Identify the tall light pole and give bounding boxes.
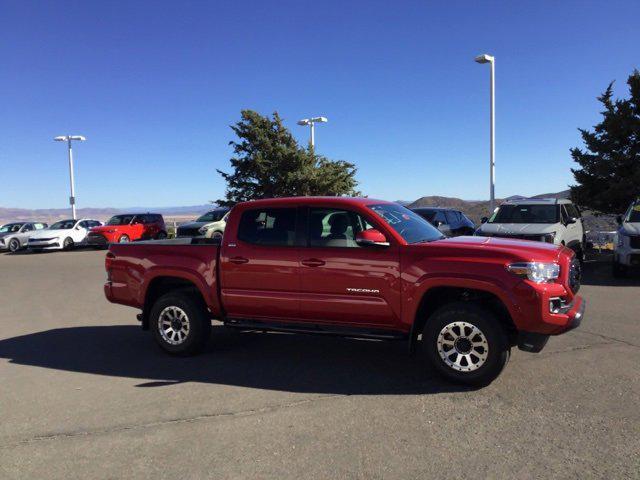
[297,116,328,149]
[54,135,86,220]
[475,53,496,214]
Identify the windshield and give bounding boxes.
[106,215,135,226]
[489,204,559,224]
[369,204,444,244]
[627,204,640,223]
[50,220,76,230]
[0,223,23,233]
[197,210,227,222]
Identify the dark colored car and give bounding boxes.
[411,207,475,237]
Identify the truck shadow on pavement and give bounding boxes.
[0,325,471,395]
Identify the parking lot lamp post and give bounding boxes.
[475,54,496,214]
[54,135,86,220]
[297,116,328,150]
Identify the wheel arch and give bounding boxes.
[141,275,210,330]
[408,285,517,355]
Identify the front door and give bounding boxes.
[298,206,402,328]
[219,206,301,321]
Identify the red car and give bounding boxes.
[104,197,584,386]
[88,213,166,246]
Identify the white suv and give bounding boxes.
[475,198,585,260]
[613,200,640,277]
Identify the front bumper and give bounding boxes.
[87,233,109,246]
[27,239,61,250]
[517,297,585,352]
[614,250,640,267]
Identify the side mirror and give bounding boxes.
[566,217,577,225]
[355,229,389,247]
[481,217,488,224]
[616,215,623,225]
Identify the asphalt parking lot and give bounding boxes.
[0,249,638,479]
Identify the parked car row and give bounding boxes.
[0,213,168,253]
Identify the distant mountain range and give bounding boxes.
[0,189,616,231]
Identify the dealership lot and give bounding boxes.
[0,250,638,479]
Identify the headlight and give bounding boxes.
[507,262,560,283]
[198,226,208,234]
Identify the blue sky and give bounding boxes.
[1,0,639,209]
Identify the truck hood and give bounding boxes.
[426,235,564,262]
[477,223,558,235]
[179,221,209,229]
[621,222,640,236]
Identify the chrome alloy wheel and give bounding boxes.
[158,306,191,345]
[436,321,489,372]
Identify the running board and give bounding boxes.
[224,318,407,341]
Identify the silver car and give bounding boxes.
[0,222,48,252]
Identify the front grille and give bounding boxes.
[176,227,202,237]
[629,235,640,249]
[568,258,581,293]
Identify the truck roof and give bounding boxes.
[236,196,394,208]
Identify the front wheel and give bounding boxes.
[150,292,211,355]
[8,239,21,253]
[118,234,130,243]
[63,237,74,250]
[421,302,510,387]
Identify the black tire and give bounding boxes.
[63,237,74,251]
[155,231,167,240]
[421,302,510,387]
[612,261,627,278]
[8,239,21,253]
[150,291,211,355]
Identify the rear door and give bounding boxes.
[219,206,301,320]
[297,206,402,328]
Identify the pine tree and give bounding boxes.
[570,70,640,214]
[217,110,359,206]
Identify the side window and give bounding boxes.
[433,211,447,225]
[560,205,569,224]
[308,208,372,248]
[79,221,89,228]
[238,208,296,246]
[445,211,459,226]
[33,223,44,230]
[567,204,580,219]
[21,224,34,232]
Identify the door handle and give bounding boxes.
[301,258,326,267]
[229,256,249,264]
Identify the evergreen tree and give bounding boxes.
[570,70,640,214]
[217,110,359,206]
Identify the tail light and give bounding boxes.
[105,251,115,281]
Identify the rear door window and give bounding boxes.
[237,208,297,246]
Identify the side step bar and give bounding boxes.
[224,318,408,341]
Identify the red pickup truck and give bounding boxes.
[104,197,585,386]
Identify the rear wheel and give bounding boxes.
[150,291,211,355]
[8,239,21,252]
[421,302,510,386]
[63,237,74,250]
